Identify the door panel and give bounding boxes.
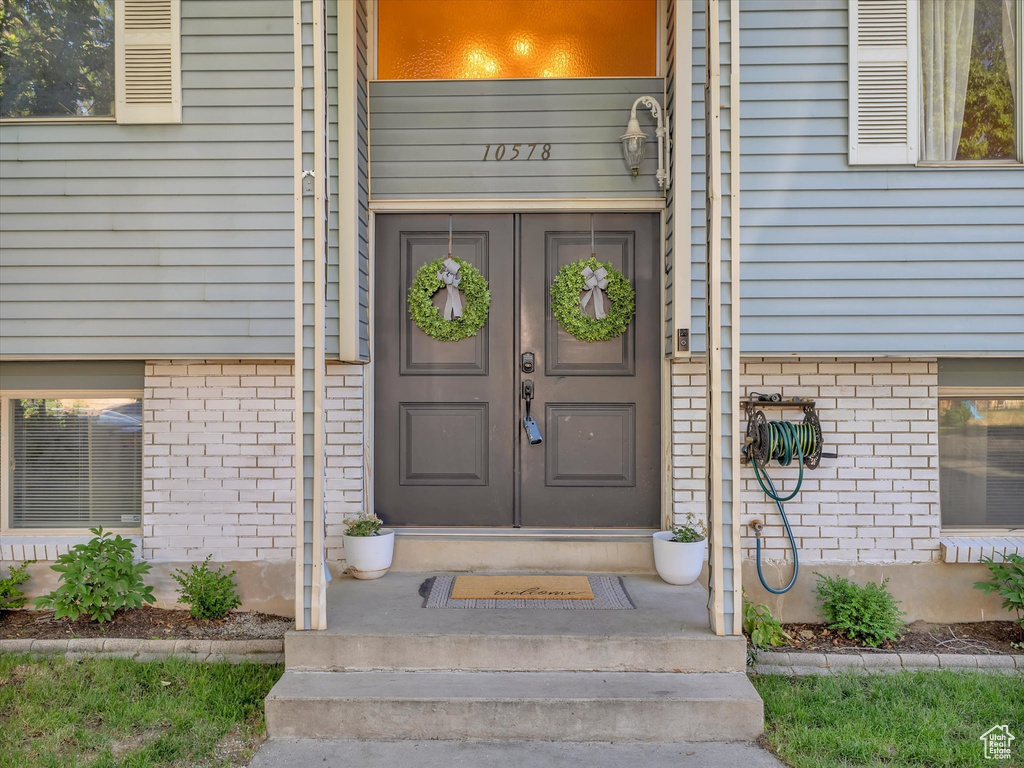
[374,213,660,529]
[375,215,514,526]
[518,214,660,528]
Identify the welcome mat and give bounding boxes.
[452,575,594,600]
[420,575,635,610]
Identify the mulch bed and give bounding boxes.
[0,608,291,641]
[778,621,1022,655]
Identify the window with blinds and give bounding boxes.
[8,397,142,530]
[939,396,1024,528]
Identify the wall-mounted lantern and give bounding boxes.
[620,96,670,190]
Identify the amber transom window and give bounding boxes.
[377,0,658,80]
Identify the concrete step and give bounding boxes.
[264,670,765,742]
[250,739,788,767]
[292,573,744,673]
[286,628,746,672]
[390,532,657,573]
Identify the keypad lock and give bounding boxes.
[521,380,543,445]
[521,351,535,373]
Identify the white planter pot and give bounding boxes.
[343,529,395,580]
[652,531,706,586]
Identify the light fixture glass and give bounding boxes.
[620,96,670,189]
[620,115,647,176]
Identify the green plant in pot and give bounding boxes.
[652,513,708,586]
[343,513,394,580]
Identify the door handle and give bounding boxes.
[521,380,543,445]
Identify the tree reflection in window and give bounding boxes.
[0,0,115,118]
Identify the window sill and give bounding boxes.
[939,536,1024,564]
[0,117,116,124]
[916,161,1023,169]
[0,531,141,544]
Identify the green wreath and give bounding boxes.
[551,257,636,342]
[407,257,490,342]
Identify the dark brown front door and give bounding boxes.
[374,213,660,528]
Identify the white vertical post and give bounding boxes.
[291,0,307,631]
[704,0,726,636]
[728,0,743,636]
[311,0,328,630]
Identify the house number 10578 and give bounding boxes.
[482,143,552,161]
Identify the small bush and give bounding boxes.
[344,512,383,537]
[34,527,155,622]
[975,552,1024,640]
[669,512,707,543]
[743,590,792,649]
[171,556,242,620]
[814,574,905,647]
[0,561,35,611]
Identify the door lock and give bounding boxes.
[521,351,535,373]
[521,379,543,445]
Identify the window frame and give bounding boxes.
[0,390,144,536]
[914,0,1024,168]
[937,385,1024,536]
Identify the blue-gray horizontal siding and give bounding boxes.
[369,78,666,199]
[730,0,1024,356]
[0,0,295,359]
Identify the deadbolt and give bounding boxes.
[521,351,535,373]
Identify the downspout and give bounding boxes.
[729,0,743,636]
[704,0,725,635]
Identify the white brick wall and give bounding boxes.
[3,356,942,569]
[671,358,941,564]
[324,366,367,560]
[142,360,365,563]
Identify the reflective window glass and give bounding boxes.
[378,0,658,80]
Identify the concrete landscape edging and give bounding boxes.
[751,650,1024,676]
[0,637,284,664]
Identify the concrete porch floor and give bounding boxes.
[270,573,763,743]
[286,573,747,672]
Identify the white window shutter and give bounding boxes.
[115,0,181,124]
[849,0,917,164]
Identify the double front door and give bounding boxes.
[374,213,660,528]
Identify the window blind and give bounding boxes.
[939,397,1024,528]
[10,398,142,530]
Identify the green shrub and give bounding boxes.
[34,527,155,622]
[743,590,792,649]
[171,555,242,620]
[814,574,905,647]
[975,553,1024,638]
[344,512,383,537]
[0,561,35,611]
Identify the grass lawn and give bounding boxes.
[752,670,1024,768]
[0,653,283,768]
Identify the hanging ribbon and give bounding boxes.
[580,265,609,319]
[437,258,464,320]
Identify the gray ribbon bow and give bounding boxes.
[437,258,464,320]
[580,265,609,320]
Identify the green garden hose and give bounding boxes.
[748,420,820,595]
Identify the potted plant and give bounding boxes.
[342,513,394,580]
[652,513,707,586]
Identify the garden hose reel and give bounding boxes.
[742,397,825,471]
[741,395,836,595]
